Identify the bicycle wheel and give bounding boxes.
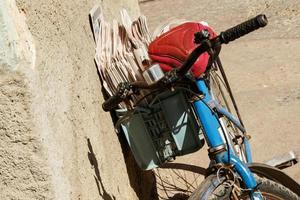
[154,162,206,200]
[189,174,300,200]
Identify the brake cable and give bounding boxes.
[215,57,246,129]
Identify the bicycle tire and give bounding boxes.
[188,174,300,200]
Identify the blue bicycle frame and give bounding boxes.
[193,79,263,200]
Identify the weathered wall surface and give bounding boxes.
[0,0,145,199]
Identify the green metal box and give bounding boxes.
[119,89,204,170]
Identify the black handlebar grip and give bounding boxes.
[102,95,123,112]
[219,14,268,44]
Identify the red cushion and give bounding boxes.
[148,22,217,77]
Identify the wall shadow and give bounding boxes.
[87,138,116,200]
[93,64,158,199]
[109,108,158,200]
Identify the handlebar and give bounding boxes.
[102,14,268,112]
[102,82,132,112]
[178,14,268,76]
[102,78,173,111]
[102,95,125,112]
[219,14,268,44]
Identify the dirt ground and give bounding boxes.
[140,0,300,198]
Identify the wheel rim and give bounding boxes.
[207,183,286,200]
[154,163,205,200]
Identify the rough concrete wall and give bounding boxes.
[0,68,53,199]
[0,1,52,199]
[0,0,147,199]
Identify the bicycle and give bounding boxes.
[102,14,300,199]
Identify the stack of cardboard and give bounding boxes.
[89,6,152,109]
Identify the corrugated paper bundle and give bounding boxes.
[89,6,152,109]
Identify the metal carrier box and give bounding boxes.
[119,89,205,170]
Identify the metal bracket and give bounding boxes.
[265,150,298,170]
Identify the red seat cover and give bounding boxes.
[148,22,217,77]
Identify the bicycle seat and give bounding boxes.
[148,22,217,77]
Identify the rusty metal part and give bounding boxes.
[208,144,227,159]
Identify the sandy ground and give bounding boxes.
[140,0,300,198]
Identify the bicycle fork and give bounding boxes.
[193,79,263,200]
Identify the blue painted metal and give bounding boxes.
[244,138,253,163]
[211,99,253,163]
[194,79,262,200]
[214,104,246,133]
[193,80,224,147]
[216,152,257,189]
